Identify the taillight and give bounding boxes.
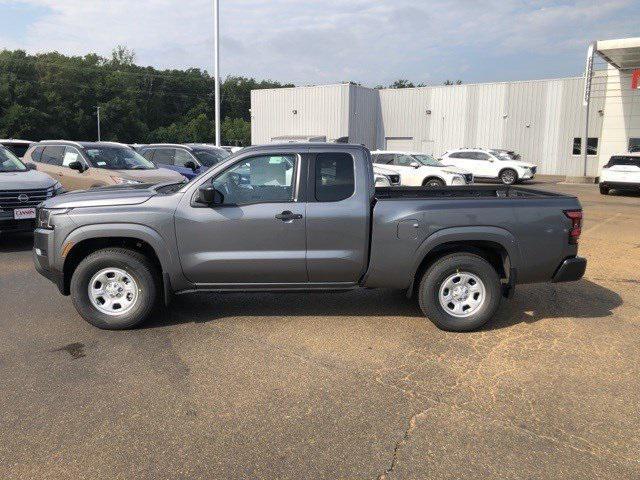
[564,210,583,244]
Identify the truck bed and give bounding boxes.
[375,185,570,200]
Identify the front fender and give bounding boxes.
[59,223,188,293]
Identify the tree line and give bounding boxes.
[0,47,292,146]
[0,47,461,146]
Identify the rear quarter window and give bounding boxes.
[314,153,355,202]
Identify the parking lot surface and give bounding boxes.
[1,180,639,479]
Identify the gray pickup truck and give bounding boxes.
[33,143,586,331]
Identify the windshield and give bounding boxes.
[413,154,444,167]
[605,156,640,168]
[84,146,156,170]
[193,148,230,167]
[491,150,519,161]
[0,148,27,172]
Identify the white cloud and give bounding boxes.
[3,0,638,84]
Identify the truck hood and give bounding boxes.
[42,183,159,209]
[0,170,57,190]
[373,165,397,176]
[110,167,185,183]
[437,165,471,175]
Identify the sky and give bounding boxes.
[0,0,638,86]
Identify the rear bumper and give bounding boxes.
[600,181,640,190]
[552,256,587,283]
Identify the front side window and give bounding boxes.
[0,147,27,172]
[41,146,65,166]
[174,149,196,167]
[315,152,355,202]
[373,154,394,165]
[193,148,229,167]
[84,147,156,170]
[394,154,416,167]
[212,154,296,205]
[149,148,174,165]
[62,147,82,167]
[474,152,491,160]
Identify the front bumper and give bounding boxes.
[552,256,587,283]
[0,210,36,234]
[600,181,640,191]
[33,228,66,294]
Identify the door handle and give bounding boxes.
[275,210,303,221]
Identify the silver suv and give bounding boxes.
[0,146,64,234]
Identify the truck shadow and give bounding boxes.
[0,233,33,253]
[146,279,621,331]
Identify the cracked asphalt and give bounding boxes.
[1,180,639,479]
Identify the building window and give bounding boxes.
[629,138,640,153]
[573,138,598,155]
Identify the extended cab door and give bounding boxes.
[305,151,370,283]
[175,153,307,284]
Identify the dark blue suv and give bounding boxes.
[139,144,230,180]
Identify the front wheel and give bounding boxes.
[70,247,160,329]
[423,178,445,187]
[418,253,502,332]
[499,169,518,185]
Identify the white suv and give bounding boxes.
[370,151,473,187]
[599,153,640,195]
[441,148,537,185]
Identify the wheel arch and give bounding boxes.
[407,227,521,298]
[421,175,446,186]
[498,167,518,181]
[61,224,172,298]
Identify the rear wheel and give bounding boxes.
[418,253,501,332]
[423,178,445,187]
[599,184,610,195]
[499,169,518,185]
[70,247,160,329]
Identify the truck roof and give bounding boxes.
[242,143,369,153]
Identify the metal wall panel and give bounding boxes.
[251,77,610,175]
[250,84,349,145]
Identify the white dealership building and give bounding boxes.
[251,37,640,178]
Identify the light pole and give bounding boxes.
[96,106,101,141]
[213,0,221,146]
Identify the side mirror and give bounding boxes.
[184,161,198,172]
[68,161,85,172]
[25,162,37,171]
[410,161,421,169]
[197,184,224,205]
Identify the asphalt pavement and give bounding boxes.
[1,180,639,479]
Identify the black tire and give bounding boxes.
[599,185,610,195]
[423,178,445,187]
[418,253,501,332]
[499,169,518,185]
[70,247,160,330]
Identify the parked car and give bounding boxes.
[371,150,472,187]
[0,146,64,234]
[599,153,640,195]
[0,139,33,158]
[373,164,401,186]
[139,144,230,180]
[22,141,185,191]
[34,143,586,332]
[441,148,537,185]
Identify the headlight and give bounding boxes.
[37,208,70,229]
[110,176,142,185]
[451,175,466,185]
[374,174,391,187]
